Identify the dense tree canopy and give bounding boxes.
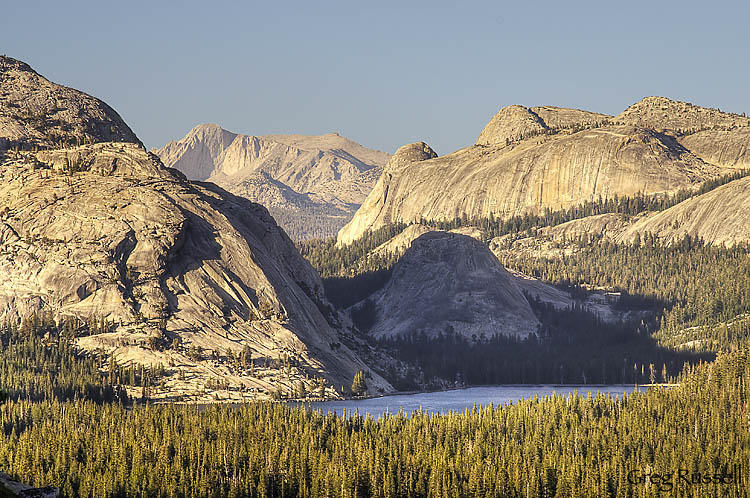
[0,336,747,497]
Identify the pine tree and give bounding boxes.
[351,371,367,397]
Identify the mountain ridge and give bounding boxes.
[338,97,749,245]
[155,124,390,239]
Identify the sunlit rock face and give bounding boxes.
[0,57,392,401]
[338,98,749,246]
[0,56,140,149]
[155,124,390,239]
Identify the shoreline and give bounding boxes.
[299,382,651,404]
[153,382,678,406]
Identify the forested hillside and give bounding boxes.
[301,167,749,281]
[0,324,747,497]
[298,172,750,390]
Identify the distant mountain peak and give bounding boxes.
[155,125,391,239]
[188,122,226,133]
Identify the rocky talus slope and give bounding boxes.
[0,56,139,149]
[155,124,390,239]
[353,231,540,340]
[338,97,750,246]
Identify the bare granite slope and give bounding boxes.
[0,56,140,149]
[365,223,629,323]
[0,143,391,400]
[614,176,750,247]
[678,128,750,170]
[338,98,747,246]
[491,174,750,261]
[338,124,719,245]
[0,57,391,401]
[155,124,390,239]
[355,231,540,340]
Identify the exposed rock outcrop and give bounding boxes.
[369,224,433,258]
[0,472,58,498]
[383,141,438,169]
[476,105,549,145]
[0,143,391,400]
[0,58,391,400]
[336,142,438,245]
[476,105,611,146]
[338,98,746,246]
[338,124,719,245]
[491,174,750,259]
[678,128,750,170]
[354,231,539,340]
[616,96,750,134]
[615,176,750,247]
[0,56,140,150]
[369,224,484,259]
[529,106,611,132]
[488,213,637,262]
[366,224,628,323]
[154,125,390,239]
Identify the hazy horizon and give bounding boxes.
[4,1,749,155]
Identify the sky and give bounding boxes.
[3,1,749,155]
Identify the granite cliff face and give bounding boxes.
[337,142,437,245]
[354,231,539,340]
[0,56,140,150]
[678,128,750,170]
[0,58,391,401]
[338,98,749,246]
[155,124,390,240]
[338,124,718,246]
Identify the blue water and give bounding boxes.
[298,385,636,418]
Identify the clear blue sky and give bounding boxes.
[3,1,748,155]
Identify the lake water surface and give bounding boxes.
[299,385,636,418]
